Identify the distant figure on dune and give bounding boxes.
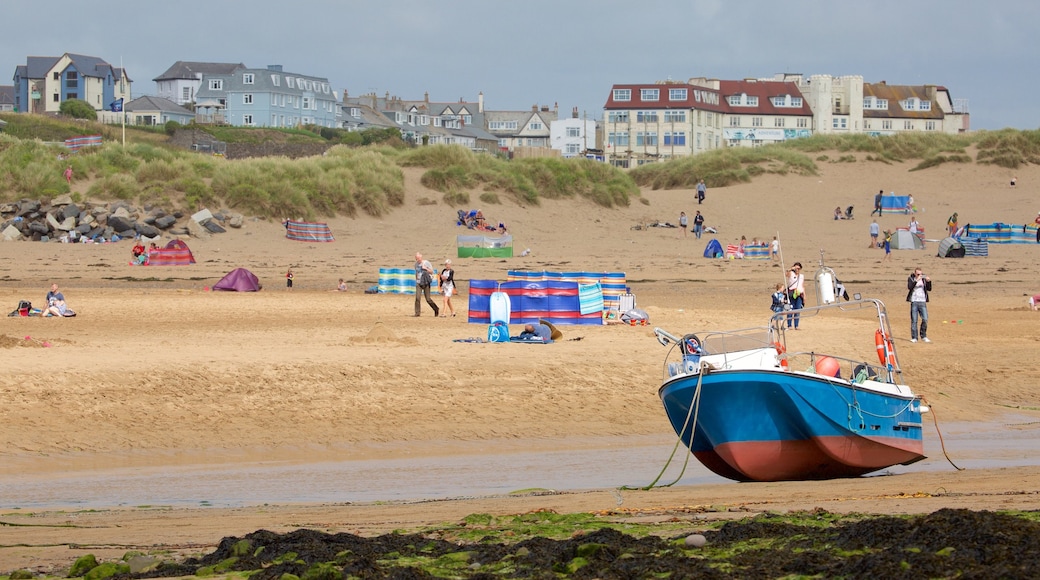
[63,165,73,185]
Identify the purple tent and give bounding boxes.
[212,268,261,292]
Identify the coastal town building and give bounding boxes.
[11,53,131,114]
[485,102,557,155]
[342,91,498,152]
[0,85,15,112]
[604,73,970,166]
[194,65,339,128]
[550,107,599,158]
[152,61,245,106]
[122,95,195,127]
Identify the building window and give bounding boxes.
[729,116,741,127]
[791,97,802,107]
[636,111,658,123]
[209,79,223,91]
[243,94,253,105]
[641,88,659,101]
[797,118,808,128]
[565,143,580,155]
[530,121,542,130]
[920,101,931,111]
[752,117,763,127]
[489,120,519,131]
[53,72,60,81]
[664,110,686,123]
[303,97,311,110]
[52,93,59,103]
[904,120,913,130]
[566,127,581,137]
[243,114,253,125]
[608,111,629,123]
[882,120,892,130]
[613,89,631,101]
[608,131,629,146]
[669,88,687,101]
[271,75,280,86]
[243,73,254,84]
[832,117,848,129]
[636,131,658,146]
[287,77,295,89]
[663,131,686,146]
[774,117,785,128]
[182,87,191,100]
[925,121,936,131]
[67,93,78,100]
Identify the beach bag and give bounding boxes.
[487,321,509,343]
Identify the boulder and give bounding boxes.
[75,223,92,234]
[107,215,135,232]
[191,208,213,223]
[18,200,41,215]
[112,207,132,220]
[135,223,160,238]
[0,203,19,214]
[2,224,21,241]
[155,215,177,229]
[51,194,73,206]
[228,213,244,228]
[169,227,190,236]
[61,203,80,221]
[88,226,105,240]
[186,219,210,239]
[30,221,50,234]
[203,220,226,234]
[57,216,76,231]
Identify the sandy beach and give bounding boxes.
[3,154,1040,572]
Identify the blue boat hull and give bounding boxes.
[659,369,925,482]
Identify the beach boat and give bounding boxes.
[654,298,927,482]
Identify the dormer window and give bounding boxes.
[641,88,660,101]
[243,73,254,84]
[209,79,223,91]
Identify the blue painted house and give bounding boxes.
[12,53,131,114]
[195,65,338,128]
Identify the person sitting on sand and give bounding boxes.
[834,206,843,220]
[43,283,69,317]
[131,242,147,265]
[337,279,347,292]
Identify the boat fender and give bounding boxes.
[874,329,896,368]
[774,341,789,368]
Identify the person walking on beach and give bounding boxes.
[882,231,892,261]
[869,219,880,248]
[871,190,883,216]
[906,267,932,343]
[414,252,439,317]
[679,211,688,238]
[63,165,73,185]
[696,179,706,205]
[693,210,704,239]
[439,259,456,318]
[786,262,805,330]
[770,235,779,261]
[285,267,293,291]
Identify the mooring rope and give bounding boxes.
[623,361,708,490]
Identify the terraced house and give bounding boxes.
[604,73,969,167]
[194,65,338,128]
[12,53,131,114]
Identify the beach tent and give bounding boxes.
[145,239,196,266]
[457,234,513,258]
[284,219,334,242]
[937,237,965,258]
[703,239,724,258]
[213,267,261,291]
[889,229,924,250]
[880,194,911,215]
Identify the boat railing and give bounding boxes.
[657,326,777,379]
[783,351,899,386]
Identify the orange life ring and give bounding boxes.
[874,329,896,368]
[774,341,789,368]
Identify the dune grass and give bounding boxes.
[4,113,1040,215]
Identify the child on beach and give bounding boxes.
[883,231,892,261]
[679,211,687,238]
[286,268,294,291]
[770,283,787,313]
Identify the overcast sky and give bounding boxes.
[3,0,1035,130]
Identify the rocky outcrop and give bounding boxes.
[0,197,245,243]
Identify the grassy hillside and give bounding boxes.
[629,129,1040,190]
[4,112,1039,219]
